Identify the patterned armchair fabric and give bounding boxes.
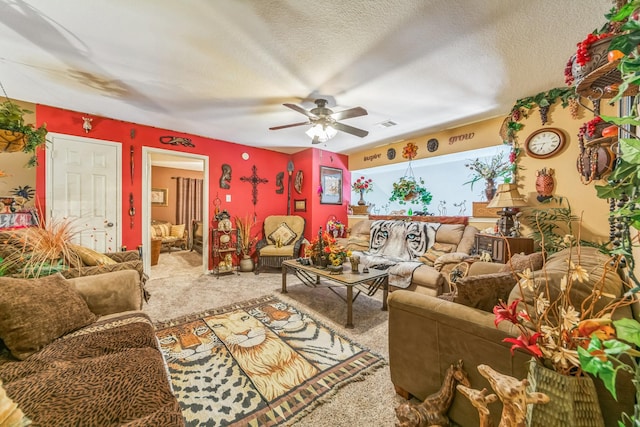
[255,215,305,274]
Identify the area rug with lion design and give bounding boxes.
[155,295,386,426]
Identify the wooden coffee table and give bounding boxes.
[281,259,388,328]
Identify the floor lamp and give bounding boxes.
[487,183,528,236]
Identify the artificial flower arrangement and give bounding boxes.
[463,152,513,190]
[326,218,345,238]
[351,176,373,193]
[493,236,632,376]
[304,231,351,266]
[326,243,351,266]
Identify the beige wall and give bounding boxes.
[151,166,204,224]
[348,100,617,244]
[0,100,37,208]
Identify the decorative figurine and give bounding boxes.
[220,164,232,189]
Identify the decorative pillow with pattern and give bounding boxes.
[452,272,518,312]
[499,252,544,273]
[268,222,297,246]
[170,224,185,238]
[419,242,453,266]
[0,274,97,360]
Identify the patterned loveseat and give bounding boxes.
[0,270,184,426]
[151,219,188,251]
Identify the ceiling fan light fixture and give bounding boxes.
[305,123,337,143]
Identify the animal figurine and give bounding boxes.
[477,364,549,427]
[82,116,93,133]
[438,200,447,216]
[453,200,466,215]
[456,385,497,427]
[395,359,470,427]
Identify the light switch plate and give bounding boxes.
[226,194,231,202]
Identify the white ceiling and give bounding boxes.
[0,1,610,155]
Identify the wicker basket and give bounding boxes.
[350,205,369,215]
[526,360,604,427]
[0,129,26,153]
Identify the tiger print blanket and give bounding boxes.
[354,220,439,289]
[155,295,386,427]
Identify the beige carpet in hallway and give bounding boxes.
[145,251,403,426]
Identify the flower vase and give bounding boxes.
[239,255,254,272]
[326,264,343,274]
[313,255,328,269]
[485,178,496,201]
[358,189,366,205]
[526,359,604,427]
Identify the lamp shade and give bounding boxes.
[305,123,337,142]
[486,183,528,208]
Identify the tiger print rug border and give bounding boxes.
[155,295,386,427]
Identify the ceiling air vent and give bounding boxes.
[376,120,397,128]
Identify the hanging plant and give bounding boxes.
[389,176,432,207]
[0,100,48,167]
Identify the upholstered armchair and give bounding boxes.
[254,215,305,274]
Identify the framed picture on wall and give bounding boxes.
[151,188,168,206]
[294,199,307,212]
[320,166,342,205]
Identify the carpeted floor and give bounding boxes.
[145,251,404,426]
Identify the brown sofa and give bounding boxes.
[0,270,184,426]
[339,219,478,294]
[388,247,636,427]
[151,219,188,251]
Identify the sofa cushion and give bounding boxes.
[499,252,544,273]
[170,224,185,238]
[268,222,297,246]
[435,224,466,246]
[419,243,453,267]
[69,244,117,266]
[508,247,625,319]
[0,274,97,360]
[450,272,518,312]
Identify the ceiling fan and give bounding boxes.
[269,99,369,144]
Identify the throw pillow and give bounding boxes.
[268,222,297,246]
[0,274,97,360]
[0,380,31,426]
[499,252,544,273]
[454,272,519,312]
[170,224,185,238]
[69,243,117,266]
[419,242,453,267]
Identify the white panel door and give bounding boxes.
[47,134,121,252]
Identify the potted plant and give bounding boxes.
[0,100,48,167]
[464,152,513,201]
[235,215,258,272]
[389,176,432,209]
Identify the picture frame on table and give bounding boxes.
[320,166,342,205]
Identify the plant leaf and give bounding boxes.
[613,318,640,347]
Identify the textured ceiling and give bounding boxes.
[0,0,611,154]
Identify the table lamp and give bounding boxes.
[486,183,528,235]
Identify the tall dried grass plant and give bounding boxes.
[235,215,258,257]
[0,217,81,278]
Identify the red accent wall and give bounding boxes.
[34,105,344,253]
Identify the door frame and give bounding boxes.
[45,132,122,249]
[142,147,209,275]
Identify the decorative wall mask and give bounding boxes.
[275,172,284,194]
[220,164,232,189]
[295,170,303,193]
[535,168,555,202]
[159,136,195,147]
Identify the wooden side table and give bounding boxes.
[150,238,162,266]
[473,234,534,264]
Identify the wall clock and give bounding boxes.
[524,128,566,159]
[427,138,439,152]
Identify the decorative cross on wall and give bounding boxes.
[240,165,268,208]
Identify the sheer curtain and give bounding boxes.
[175,177,203,243]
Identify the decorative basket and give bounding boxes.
[526,359,604,427]
[571,37,612,86]
[0,129,26,153]
[350,205,369,215]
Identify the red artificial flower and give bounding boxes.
[503,332,543,358]
[493,299,521,327]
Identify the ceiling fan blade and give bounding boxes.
[269,121,310,130]
[283,103,318,119]
[330,106,368,121]
[332,122,369,138]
